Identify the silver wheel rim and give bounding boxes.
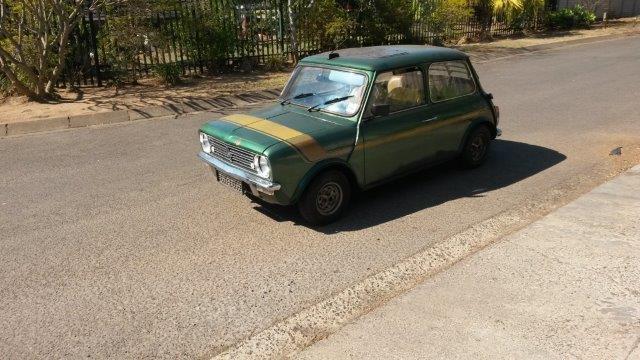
[316,182,343,216]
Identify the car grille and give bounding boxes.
[206,135,256,174]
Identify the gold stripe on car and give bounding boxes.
[221,114,327,162]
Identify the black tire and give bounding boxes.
[460,125,492,168]
[298,170,351,226]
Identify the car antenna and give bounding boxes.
[328,36,347,60]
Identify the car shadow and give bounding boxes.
[252,140,566,233]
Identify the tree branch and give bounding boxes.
[0,61,39,98]
[0,38,40,83]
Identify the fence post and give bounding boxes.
[88,10,102,87]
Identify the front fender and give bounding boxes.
[290,159,359,203]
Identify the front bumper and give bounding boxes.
[198,151,281,196]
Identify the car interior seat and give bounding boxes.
[387,74,422,111]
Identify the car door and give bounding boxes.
[425,60,483,156]
[360,67,441,185]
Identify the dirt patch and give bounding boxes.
[459,18,640,62]
[604,140,640,178]
[0,71,290,124]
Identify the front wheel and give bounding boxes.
[298,171,351,226]
[460,125,492,168]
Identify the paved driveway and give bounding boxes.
[1,36,639,358]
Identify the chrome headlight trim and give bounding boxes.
[253,155,272,180]
[199,132,212,153]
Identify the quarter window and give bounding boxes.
[428,61,476,102]
[367,68,425,114]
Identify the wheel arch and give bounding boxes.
[291,159,360,203]
[458,118,497,153]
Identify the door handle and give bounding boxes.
[422,116,438,123]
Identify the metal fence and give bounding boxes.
[62,0,544,87]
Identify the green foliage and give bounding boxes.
[356,0,414,45]
[491,0,524,12]
[499,0,546,30]
[153,63,181,86]
[263,56,288,72]
[0,73,10,96]
[546,5,596,29]
[415,0,472,44]
[174,12,236,73]
[99,0,166,83]
[304,0,354,50]
[0,1,63,97]
[300,0,415,49]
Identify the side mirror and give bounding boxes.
[371,104,390,117]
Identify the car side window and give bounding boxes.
[367,68,425,114]
[428,61,476,102]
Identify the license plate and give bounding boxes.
[216,170,244,194]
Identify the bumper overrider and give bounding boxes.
[198,151,281,196]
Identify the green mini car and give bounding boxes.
[198,45,500,225]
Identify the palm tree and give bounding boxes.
[475,0,524,39]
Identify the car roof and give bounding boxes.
[299,45,468,72]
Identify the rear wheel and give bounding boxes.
[298,170,351,226]
[460,125,492,168]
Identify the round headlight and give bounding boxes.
[254,155,271,179]
[199,132,212,153]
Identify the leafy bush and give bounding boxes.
[546,5,596,29]
[304,0,414,49]
[175,14,236,73]
[304,0,354,50]
[415,0,472,44]
[356,0,414,45]
[503,0,546,31]
[154,63,181,86]
[263,56,288,72]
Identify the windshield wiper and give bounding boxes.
[307,95,354,112]
[280,92,314,106]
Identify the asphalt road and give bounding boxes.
[1,36,639,358]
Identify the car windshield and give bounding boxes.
[281,66,367,117]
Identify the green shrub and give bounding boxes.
[264,56,288,72]
[415,0,472,44]
[175,15,236,74]
[546,5,596,30]
[306,0,414,48]
[154,63,182,86]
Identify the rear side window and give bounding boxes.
[428,61,476,102]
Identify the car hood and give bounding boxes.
[200,105,353,161]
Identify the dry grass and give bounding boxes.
[458,17,640,61]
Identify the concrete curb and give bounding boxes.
[0,88,282,138]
